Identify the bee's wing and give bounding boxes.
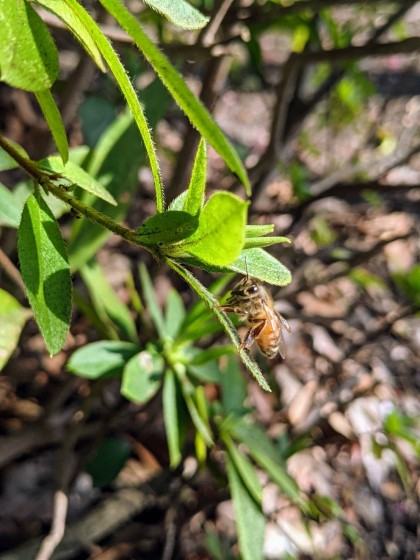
[278,329,286,359]
[278,313,291,333]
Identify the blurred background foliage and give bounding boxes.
[0,1,419,559]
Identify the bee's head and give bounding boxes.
[231,276,260,298]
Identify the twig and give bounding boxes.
[0,246,26,294]
[34,491,69,560]
[201,0,235,47]
[0,134,152,252]
[161,507,178,560]
[0,486,161,560]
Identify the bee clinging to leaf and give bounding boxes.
[219,275,291,359]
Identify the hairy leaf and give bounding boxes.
[32,0,106,71]
[0,0,58,91]
[39,156,117,206]
[170,193,247,267]
[183,138,207,216]
[136,211,198,245]
[35,90,69,164]
[143,0,209,29]
[18,192,72,355]
[97,0,250,194]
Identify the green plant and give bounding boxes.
[0,0,292,391]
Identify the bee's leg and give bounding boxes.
[240,320,266,352]
[217,305,248,317]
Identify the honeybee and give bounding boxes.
[219,276,291,359]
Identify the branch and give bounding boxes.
[0,134,153,252]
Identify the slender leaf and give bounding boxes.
[121,348,164,404]
[18,191,72,355]
[0,0,58,91]
[177,367,213,446]
[245,224,274,237]
[35,90,69,164]
[224,434,262,504]
[220,355,248,416]
[244,236,291,250]
[163,368,182,467]
[98,0,250,194]
[166,259,271,391]
[32,0,106,71]
[143,0,209,30]
[56,0,164,211]
[67,340,139,379]
[135,211,198,245]
[231,421,307,509]
[169,192,248,267]
[180,246,292,287]
[139,262,167,338]
[0,289,31,371]
[183,138,207,216]
[81,260,137,342]
[164,289,186,338]
[39,156,118,206]
[226,455,265,560]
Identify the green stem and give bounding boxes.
[0,133,152,250]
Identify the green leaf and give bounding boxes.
[35,90,69,164]
[163,368,182,467]
[143,0,209,30]
[87,438,131,487]
[0,0,58,91]
[59,0,164,211]
[220,355,248,416]
[67,340,139,379]
[32,0,106,72]
[81,260,137,342]
[0,183,22,227]
[226,455,265,560]
[224,248,292,286]
[97,0,250,194]
[231,422,306,510]
[245,224,274,237]
[181,247,292,287]
[183,138,207,216]
[121,348,164,404]
[0,289,31,371]
[0,139,29,171]
[166,259,271,391]
[139,262,167,338]
[170,192,248,267]
[135,211,198,246]
[224,434,262,504]
[168,190,188,212]
[177,368,213,446]
[164,289,186,339]
[18,191,72,355]
[39,156,117,206]
[244,236,291,250]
